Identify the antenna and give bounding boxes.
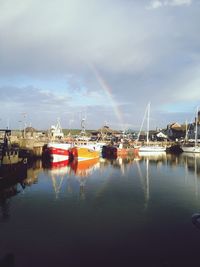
[21,112,27,138]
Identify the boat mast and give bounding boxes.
[146,102,150,144]
[185,120,188,142]
[195,107,198,146]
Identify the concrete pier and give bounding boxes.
[16,138,48,158]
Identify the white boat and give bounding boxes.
[138,102,166,153]
[182,107,200,153]
[181,145,200,153]
[139,145,166,152]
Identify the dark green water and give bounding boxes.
[1,153,200,267]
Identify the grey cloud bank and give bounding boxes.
[0,0,200,130]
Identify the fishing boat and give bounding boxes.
[0,129,27,166]
[181,107,200,153]
[138,103,166,153]
[101,145,118,159]
[74,118,106,152]
[44,118,104,164]
[74,140,106,152]
[43,142,73,163]
[72,147,100,161]
[0,129,27,189]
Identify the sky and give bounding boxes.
[0,0,200,131]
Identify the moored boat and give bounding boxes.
[74,141,106,152]
[73,147,100,161]
[43,141,101,164]
[43,142,73,163]
[138,103,166,153]
[102,145,118,159]
[139,145,166,152]
[181,107,200,153]
[181,144,200,153]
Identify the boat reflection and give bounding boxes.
[180,153,200,199]
[0,163,28,221]
[44,158,100,199]
[138,151,167,161]
[71,159,100,200]
[2,151,200,207]
[46,161,71,199]
[181,153,200,175]
[70,158,100,177]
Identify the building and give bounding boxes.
[166,122,186,141]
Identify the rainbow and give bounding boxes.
[90,65,124,129]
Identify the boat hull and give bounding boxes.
[181,146,200,153]
[102,145,117,159]
[139,146,166,152]
[44,143,72,162]
[75,147,100,161]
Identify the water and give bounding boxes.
[1,153,200,267]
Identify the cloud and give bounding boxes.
[0,86,70,107]
[0,0,200,129]
[0,0,197,79]
[0,85,119,129]
[148,0,192,9]
[0,86,72,128]
[148,0,163,8]
[0,0,165,76]
[171,65,200,102]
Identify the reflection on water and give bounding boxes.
[1,153,200,266]
[0,163,27,222]
[1,153,200,214]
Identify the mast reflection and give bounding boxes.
[181,153,200,199]
[136,152,166,208]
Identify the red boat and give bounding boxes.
[43,142,73,163]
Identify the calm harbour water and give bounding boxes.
[1,153,200,267]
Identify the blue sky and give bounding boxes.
[0,0,200,130]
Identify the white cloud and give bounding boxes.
[148,0,192,9]
[170,0,192,6]
[149,0,163,9]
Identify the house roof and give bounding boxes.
[25,127,37,132]
[96,126,119,134]
[168,122,186,131]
